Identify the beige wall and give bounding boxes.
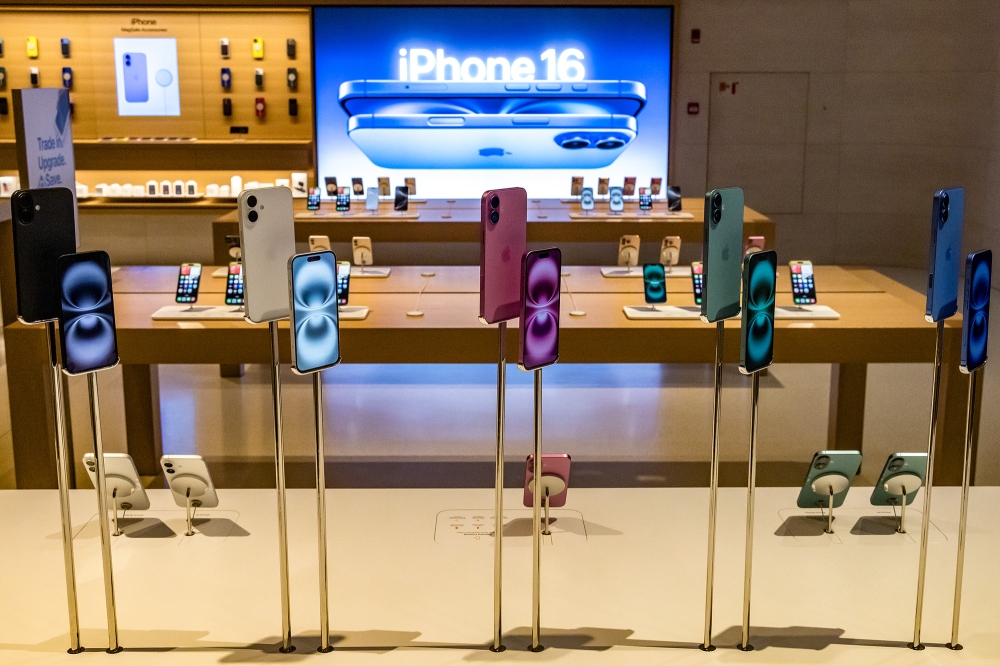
[672,0,999,268]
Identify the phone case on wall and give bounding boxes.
[479,187,527,324]
[961,249,991,373]
[740,250,776,374]
[288,251,341,374]
[519,248,561,371]
[702,187,745,323]
[57,251,119,375]
[796,450,862,509]
[238,187,296,323]
[11,188,78,324]
[926,187,964,322]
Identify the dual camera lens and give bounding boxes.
[711,192,723,224]
[247,195,258,222]
[490,195,500,224]
[939,193,950,225]
[14,192,34,223]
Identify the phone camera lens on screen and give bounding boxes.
[561,137,590,149]
[248,210,258,223]
[889,458,904,472]
[490,195,500,208]
[247,195,258,208]
[595,137,624,150]
[490,211,500,224]
[815,456,830,470]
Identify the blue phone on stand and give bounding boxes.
[926,187,964,322]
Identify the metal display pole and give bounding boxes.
[46,322,83,654]
[269,320,294,654]
[911,319,945,650]
[530,368,544,653]
[701,320,725,651]
[738,372,762,651]
[491,321,507,653]
[947,369,979,651]
[88,373,121,654]
[314,372,333,653]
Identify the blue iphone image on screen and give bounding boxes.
[926,187,964,322]
[740,250,776,374]
[643,263,666,305]
[289,251,341,374]
[57,251,119,376]
[962,249,991,373]
[123,52,149,103]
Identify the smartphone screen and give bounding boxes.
[337,260,351,305]
[225,262,244,305]
[175,263,202,303]
[394,186,409,211]
[790,261,817,305]
[740,250,777,374]
[290,252,341,373]
[580,187,594,211]
[336,187,351,212]
[639,188,652,211]
[307,188,321,211]
[352,178,363,196]
[643,263,666,304]
[962,250,991,372]
[692,262,703,305]
[666,186,682,211]
[57,251,119,375]
[519,248,561,371]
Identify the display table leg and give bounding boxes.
[122,364,161,477]
[827,363,867,453]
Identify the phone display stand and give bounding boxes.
[351,264,390,278]
[885,474,922,534]
[44,322,83,654]
[601,266,640,278]
[701,320,726,652]
[738,369,762,652]
[663,265,693,277]
[170,476,210,536]
[178,304,213,314]
[407,273,435,317]
[911,319,944,651]
[84,371,123,653]
[490,321,508,653]
[338,305,369,320]
[774,305,840,320]
[528,475,565,536]
[561,274,586,317]
[152,305,246,321]
[623,305,701,320]
[312,370,334,652]
[949,366,983,650]
[211,266,230,278]
[810,474,850,534]
[267,320,295,654]
[530,368,545,652]
[104,478,138,537]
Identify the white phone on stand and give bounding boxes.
[83,453,150,536]
[161,455,219,536]
[238,187,296,323]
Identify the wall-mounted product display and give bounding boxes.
[315,6,672,198]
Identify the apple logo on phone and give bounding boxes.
[501,246,511,263]
[946,246,954,261]
[721,246,730,261]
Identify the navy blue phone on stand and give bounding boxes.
[740,250,776,374]
[926,188,964,322]
[961,250,991,373]
[57,251,119,375]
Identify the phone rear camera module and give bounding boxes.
[712,207,722,224]
[490,195,500,209]
[248,210,258,223]
[14,193,33,223]
[889,457,904,472]
[815,456,831,470]
[595,137,625,150]
[561,137,590,149]
[940,194,950,225]
[490,210,500,224]
[247,195,258,208]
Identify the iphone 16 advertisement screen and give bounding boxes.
[290,252,341,373]
[519,248,561,371]
[57,251,119,375]
[314,6,672,198]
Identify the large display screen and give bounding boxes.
[113,38,181,116]
[314,6,673,199]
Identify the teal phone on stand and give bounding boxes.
[701,187,744,323]
[796,451,862,509]
[870,453,927,506]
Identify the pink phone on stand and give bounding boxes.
[480,187,527,324]
[524,453,571,535]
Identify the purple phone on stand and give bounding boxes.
[518,248,561,371]
[523,453,571,508]
[479,187,527,324]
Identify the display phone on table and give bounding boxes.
[480,187,527,324]
[57,251,119,375]
[523,453,571,508]
[405,178,416,197]
[306,188,321,211]
[378,177,390,197]
[623,177,636,197]
[926,187,964,322]
[518,248,561,371]
[83,453,150,511]
[175,263,202,304]
[288,251,341,373]
[961,249,991,373]
[691,261,704,305]
[580,187,594,211]
[638,187,652,211]
[739,250,776,374]
[365,187,379,211]
[351,178,364,196]
[160,454,220,509]
[10,187,77,324]
[570,176,583,197]
[309,235,331,252]
[225,262,244,306]
[337,260,351,305]
[336,187,351,212]
[608,186,624,212]
[796,450,862,509]
[650,178,662,196]
[789,260,817,305]
[666,185,682,211]
[702,187,744,322]
[870,453,927,507]
[237,186,296,323]
[394,185,409,211]
[643,263,666,305]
